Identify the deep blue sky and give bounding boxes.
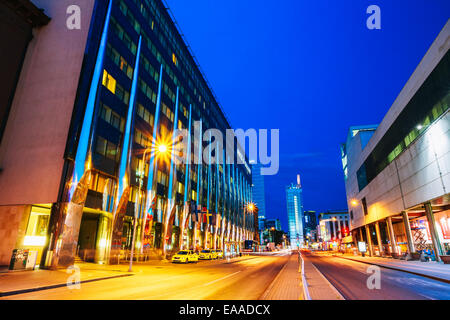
[166,0,450,231]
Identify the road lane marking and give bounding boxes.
[203,271,242,286]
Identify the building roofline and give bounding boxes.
[351,19,450,169]
[6,0,50,27]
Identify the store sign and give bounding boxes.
[358,241,367,253]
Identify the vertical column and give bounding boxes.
[365,224,374,257]
[402,211,415,254]
[375,221,384,256]
[386,216,398,255]
[424,202,444,262]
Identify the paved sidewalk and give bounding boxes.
[0,254,257,297]
[260,253,302,300]
[301,253,345,300]
[335,253,450,283]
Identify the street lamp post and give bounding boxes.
[128,148,150,272]
[128,142,169,272]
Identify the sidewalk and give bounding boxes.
[301,253,345,300]
[260,253,303,300]
[335,253,450,283]
[0,254,257,297]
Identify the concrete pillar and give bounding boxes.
[359,227,364,242]
[365,224,374,257]
[424,202,444,262]
[386,217,398,255]
[375,221,384,256]
[402,211,415,254]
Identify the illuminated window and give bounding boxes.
[23,206,50,246]
[172,53,178,66]
[102,70,116,94]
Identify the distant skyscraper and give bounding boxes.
[286,175,304,249]
[251,162,267,232]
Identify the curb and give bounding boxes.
[0,273,134,297]
[336,256,450,285]
[298,252,311,300]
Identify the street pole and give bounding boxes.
[128,206,138,272]
[129,149,148,272]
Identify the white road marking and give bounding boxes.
[203,271,242,286]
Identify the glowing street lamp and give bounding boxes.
[129,140,172,272]
[351,199,358,207]
[157,143,168,154]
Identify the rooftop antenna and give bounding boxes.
[297,174,301,188]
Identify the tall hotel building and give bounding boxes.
[0,0,254,268]
[286,175,304,249]
[341,21,450,260]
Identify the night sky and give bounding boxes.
[165,0,450,231]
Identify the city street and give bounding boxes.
[1,252,291,300]
[303,251,450,300]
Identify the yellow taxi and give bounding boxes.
[198,249,214,260]
[171,250,198,263]
[214,249,224,259]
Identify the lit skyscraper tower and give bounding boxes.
[251,162,267,242]
[286,175,304,249]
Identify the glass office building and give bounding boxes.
[286,176,304,249]
[0,0,253,268]
[251,162,267,234]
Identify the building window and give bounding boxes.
[102,70,116,94]
[137,103,154,127]
[96,136,119,162]
[23,206,50,246]
[99,103,125,132]
[362,197,368,216]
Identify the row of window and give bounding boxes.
[102,70,130,105]
[110,16,137,55]
[386,96,448,163]
[106,42,134,79]
[137,103,154,127]
[115,1,230,135]
[161,101,174,122]
[96,136,119,162]
[99,102,125,132]
[120,0,208,125]
[138,77,157,104]
[135,128,151,147]
[141,54,159,84]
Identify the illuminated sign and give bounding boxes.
[358,241,367,253]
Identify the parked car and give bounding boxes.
[171,250,199,263]
[213,249,223,259]
[198,249,213,260]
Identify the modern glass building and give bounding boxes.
[251,162,267,236]
[285,175,304,249]
[0,0,254,268]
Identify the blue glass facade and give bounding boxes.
[41,0,254,266]
[286,182,304,249]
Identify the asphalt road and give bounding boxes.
[303,252,450,300]
[2,253,290,300]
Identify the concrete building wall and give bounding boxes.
[348,104,449,229]
[345,21,450,230]
[0,0,94,206]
